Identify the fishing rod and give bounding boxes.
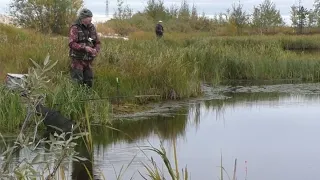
[52,76,161,106]
[14,77,161,106]
[52,94,161,106]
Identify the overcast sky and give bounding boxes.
[0,0,314,25]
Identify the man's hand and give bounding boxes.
[85,46,93,53]
[85,46,97,56]
[91,48,97,56]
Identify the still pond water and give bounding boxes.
[93,92,320,180]
[4,92,320,180]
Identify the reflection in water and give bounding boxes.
[72,140,93,180]
[203,92,283,109]
[88,92,292,179]
[90,93,320,180]
[188,92,286,127]
[70,108,190,179]
[92,108,189,147]
[3,92,320,180]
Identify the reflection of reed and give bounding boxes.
[72,109,190,179]
[194,103,200,128]
[204,92,284,110]
[72,139,94,180]
[188,103,201,130]
[202,92,286,117]
[91,108,189,149]
[187,92,288,125]
[89,92,289,152]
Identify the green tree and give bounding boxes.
[313,0,320,26]
[291,5,299,27]
[191,4,198,20]
[228,1,249,35]
[291,1,308,34]
[213,13,228,26]
[9,0,83,34]
[307,9,317,27]
[178,0,190,20]
[166,4,179,19]
[112,0,133,35]
[143,0,167,21]
[113,0,132,20]
[251,0,283,34]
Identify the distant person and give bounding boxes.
[155,20,164,38]
[69,8,101,88]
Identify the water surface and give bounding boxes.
[3,92,320,180]
[91,92,320,180]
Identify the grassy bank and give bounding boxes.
[1,24,320,132]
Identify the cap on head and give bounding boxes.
[158,20,162,23]
[79,8,93,19]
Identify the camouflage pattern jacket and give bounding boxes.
[69,20,101,61]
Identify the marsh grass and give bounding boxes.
[45,74,110,125]
[2,24,320,100]
[0,55,112,132]
[2,24,320,130]
[141,140,190,180]
[0,54,91,180]
[0,86,26,132]
[218,154,238,180]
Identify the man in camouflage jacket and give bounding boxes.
[69,8,101,88]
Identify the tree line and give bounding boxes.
[8,0,320,35]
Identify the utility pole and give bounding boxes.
[106,0,109,18]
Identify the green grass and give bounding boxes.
[2,24,320,97]
[0,86,26,133]
[2,24,320,132]
[45,75,110,124]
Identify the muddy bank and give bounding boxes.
[112,82,320,119]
